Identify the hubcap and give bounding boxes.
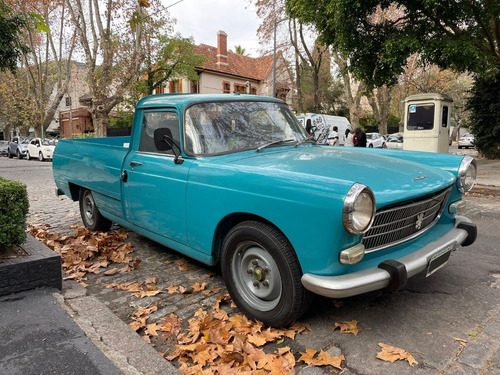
[83,193,95,225]
[232,242,282,311]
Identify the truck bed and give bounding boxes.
[53,136,130,202]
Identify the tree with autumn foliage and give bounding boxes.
[65,0,169,137]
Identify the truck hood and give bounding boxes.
[220,146,457,207]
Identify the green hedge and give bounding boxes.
[0,178,29,247]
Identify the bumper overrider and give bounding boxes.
[301,216,477,298]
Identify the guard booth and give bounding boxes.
[403,93,452,153]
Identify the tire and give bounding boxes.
[369,144,373,148]
[79,189,112,231]
[220,221,312,327]
[26,151,31,160]
[8,150,13,158]
[38,152,44,161]
[17,150,22,159]
[458,146,462,149]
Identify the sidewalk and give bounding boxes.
[0,282,179,375]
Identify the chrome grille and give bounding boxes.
[363,187,452,252]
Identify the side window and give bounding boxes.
[139,111,180,155]
[442,106,448,127]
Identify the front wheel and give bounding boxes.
[221,221,312,327]
[79,189,112,231]
[17,150,22,159]
[38,152,44,161]
[26,151,31,160]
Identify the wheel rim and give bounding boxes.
[26,152,30,160]
[82,192,96,226]
[39,152,43,161]
[231,241,282,311]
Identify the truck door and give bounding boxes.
[121,110,189,244]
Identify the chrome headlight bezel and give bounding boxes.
[343,183,376,235]
[457,156,477,193]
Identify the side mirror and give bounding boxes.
[154,128,173,151]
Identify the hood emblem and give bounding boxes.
[413,175,428,181]
[415,212,425,230]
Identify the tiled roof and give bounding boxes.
[194,44,275,82]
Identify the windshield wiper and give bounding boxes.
[256,138,295,152]
[294,135,316,147]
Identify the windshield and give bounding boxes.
[184,101,308,155]
[42,139,56,146]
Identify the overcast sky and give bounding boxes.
[163,0,264,57]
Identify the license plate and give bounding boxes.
[426,245,455,277]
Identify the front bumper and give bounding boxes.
[301,216,476,298]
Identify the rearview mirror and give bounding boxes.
[154,128,173,151]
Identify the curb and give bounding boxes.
[59,281,180,375]
[0,234,62,296]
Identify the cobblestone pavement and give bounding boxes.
[1,156,499,375]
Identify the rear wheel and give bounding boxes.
[79,189,112,231]
[220,221,312,327]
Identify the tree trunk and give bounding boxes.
[93,109,109,137]
[367,85,391,135]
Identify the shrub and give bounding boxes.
[0,178,29,247]
[468,72,500,159]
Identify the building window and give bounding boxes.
[191,80,198,93]
[155,84,165,94]
[169,79,183,93]
[251,87,257,95]
[222,81,231,94]
[234,83,246,94]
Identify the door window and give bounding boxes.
[139,111,179,155]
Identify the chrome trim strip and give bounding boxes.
[301,216,472,299]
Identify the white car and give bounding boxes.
[27,138,57,161]
[386,133,404,150]
[458,133,475,149]
[366,132,386,148]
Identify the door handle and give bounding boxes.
[129,161,142,171]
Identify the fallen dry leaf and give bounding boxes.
[298,349,344,370]
[377,342,418,366]
[334,320,360,336]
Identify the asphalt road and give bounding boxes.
[1,156,499,374]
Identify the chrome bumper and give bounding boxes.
[301,216,476,298]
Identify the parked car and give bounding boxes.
[8,136,30,159]
[458,133,475,149]
[386,133,404,150]
[366,132,386,148]
[27,138,57,161]
[0,140,9,156]
[53,94,477,327]
[295,113,353,145]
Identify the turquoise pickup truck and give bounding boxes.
[53,94,477,327]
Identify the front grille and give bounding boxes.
[363,187,452,253]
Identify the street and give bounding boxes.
[1,156,499,374]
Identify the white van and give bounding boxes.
[296,113,353,145]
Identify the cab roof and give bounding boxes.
[136,93,283,111]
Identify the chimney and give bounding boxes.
[216,30,228,67]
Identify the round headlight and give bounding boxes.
[343,183,376,234]
[458,156,477,193]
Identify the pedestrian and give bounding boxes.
[354,128,367,147]
[344,129,354,147]
[327,126,339,146]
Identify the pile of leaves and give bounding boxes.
[29,225,140,284]
[165,295,344,375]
